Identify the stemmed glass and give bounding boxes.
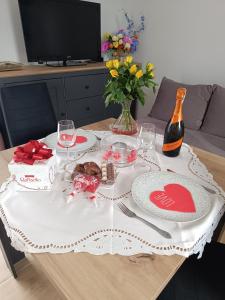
[138,123,156,165]
[57,120,76,163]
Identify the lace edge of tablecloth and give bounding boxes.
[0,202,224,257]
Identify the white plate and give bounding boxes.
[44,129,96,153]
[131,171,211,222]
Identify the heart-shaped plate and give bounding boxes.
[131,171,212,222]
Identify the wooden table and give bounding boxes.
[0,118,225,300]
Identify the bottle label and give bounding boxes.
[163,138,183,152]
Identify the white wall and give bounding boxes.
[0,0,27,62]
[1,0,225,119]
[0,0,144,63]
[136,0,225,118]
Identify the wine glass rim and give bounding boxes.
[58,120,75,126]
[139,122,156,133]
[140,122,155,127]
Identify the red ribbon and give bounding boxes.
[13,140,53,165]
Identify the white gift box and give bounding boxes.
[8,155,56,191]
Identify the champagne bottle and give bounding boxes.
[162,88,187,157]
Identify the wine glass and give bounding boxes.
[138,122,156,164]
[57,120,76,163]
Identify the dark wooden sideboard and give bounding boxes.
[0,63,126,148]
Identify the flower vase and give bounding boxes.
[112,51,126,62]
[111,100,138,135]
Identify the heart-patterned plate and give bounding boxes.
[44,129,96,153]
[131,171,212,222]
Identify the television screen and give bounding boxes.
[18,0,101,63]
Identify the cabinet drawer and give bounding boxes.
[65,74,107,100]
[66,96,106,121]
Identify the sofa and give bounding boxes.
[142,77,225,157]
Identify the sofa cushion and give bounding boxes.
[150,77,213,130]
[184,130,225,157]
[201,84,225,138]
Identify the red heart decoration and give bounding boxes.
[150,184,196,213]
[76,136,87,144]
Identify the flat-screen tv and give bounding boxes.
[18,0,101,64]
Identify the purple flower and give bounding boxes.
[123,36,132,44]
[117,29,125,34]
[101,41,110,53]
[131,39,139,53]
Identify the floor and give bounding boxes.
[0,250,63,300]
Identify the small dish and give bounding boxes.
[100,134,141,168]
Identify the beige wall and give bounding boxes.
[136,0,225,118]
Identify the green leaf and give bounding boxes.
[105,94,112,107]
[136,88,145,105]
[126,82,131,93]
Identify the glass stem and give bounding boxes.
[66,147,70,162]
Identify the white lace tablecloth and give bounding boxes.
[0,131,224,257]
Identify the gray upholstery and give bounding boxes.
[201,84,225,138]
[150,77,213,130]
[140,117,225,157]
[144,78,225,157]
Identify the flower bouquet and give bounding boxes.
[101,12,145,60]
[104,55,157,135]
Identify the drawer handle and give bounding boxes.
[85,85,90,90]
[86,106,90,111]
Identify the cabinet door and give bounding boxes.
[65,73,107,100]
[4,79,65,121]
[66,95,121,126]
[0,84,10,147]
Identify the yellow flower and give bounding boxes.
[147,63,154,72]
[129,64,137,75]
[103,32,110,40]
[124,42,131,50]
[110,69,119,78]
[124,55,133,64]
[136,70,144,79]
[150,71,155,78]
[113,41,119,49]
[112,59,120,69]
[118,39,123,45]
[106,60,113,69]
[112,35,118,42]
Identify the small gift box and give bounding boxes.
[8,140,56,191]
[73,174,100,193]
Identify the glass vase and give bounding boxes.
[111,100,138,135]
[112,50,126,62]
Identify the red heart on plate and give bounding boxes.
[149,184,196,213]
[76,136,87,144]
[58,136,87,148]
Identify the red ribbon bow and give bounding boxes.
[14,140,53,165]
